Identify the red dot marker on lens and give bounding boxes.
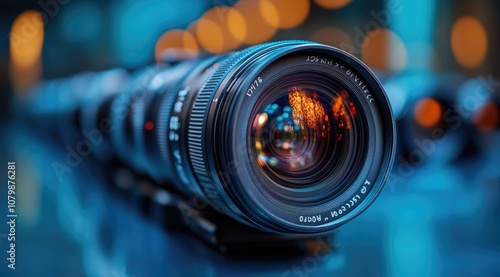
[145,121,154,131]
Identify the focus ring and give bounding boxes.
[187,43,279,214]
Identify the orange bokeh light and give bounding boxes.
[228,0,278,45]
[154,29,198,62]
[9,10,44,92]
[195,7,242,54]
[451,16,488,69]
[414,98,442,127]
[260,0,310,29]
[473,102,499,132]
[314,0,352,9]
[361,28,407,71]
[9,10,44,70]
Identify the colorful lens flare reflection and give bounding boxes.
[250,85,360,187]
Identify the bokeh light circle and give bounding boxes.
[10,10,44,69]
[260,0,310,29]
[473,102,499,132]
[451,16,488,69]
[195,7,242,54]
[314,0,352,9]
[154,29,199,62]
[361,28,407,71]
[228,0,278,45]
[414,98,442,128]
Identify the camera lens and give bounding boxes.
[188,41,395,233]
[249,75,364,204]
[25,41,396,234]
[252,85,340,186]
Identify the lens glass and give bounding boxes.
[250,73,363,193]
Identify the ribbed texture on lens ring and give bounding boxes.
[187,41,311,216]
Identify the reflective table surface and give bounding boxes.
[0,126,499,277]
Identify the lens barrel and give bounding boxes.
[24,41,396,234]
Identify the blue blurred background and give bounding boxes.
[1,0,500,276]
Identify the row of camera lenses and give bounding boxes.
[382,72,500,166]
[23,68,498,170]
[20,41,397,234]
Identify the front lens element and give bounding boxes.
[249,73,364,202]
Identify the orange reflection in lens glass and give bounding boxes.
[414,98,442,127]
[332,90,355,130]
[473,102,499,132]
[288,87,326,130]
